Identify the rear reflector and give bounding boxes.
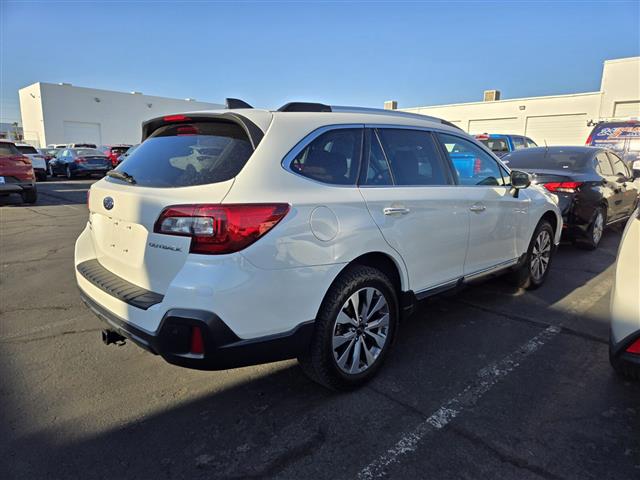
[544,181,583,193]
[190,327,204,354]
[626,338,640,355]
[154,203,290,254]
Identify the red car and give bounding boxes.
[99,145,132,167]
[0,140,37,203]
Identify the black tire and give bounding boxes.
[36,171,47,182]
[65,166,73,179]
[507,219,555,290]
[609,344,640,381]
[298,265,399,390]
[575,206,606,250]
[21,187,37,204]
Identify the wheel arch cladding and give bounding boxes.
[315,252,405,319]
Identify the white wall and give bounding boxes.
[396,56,640,146]
[19,83,224,147]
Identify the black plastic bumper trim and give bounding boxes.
[77,259,163,310]
[79,288,315,371]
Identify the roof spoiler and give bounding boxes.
[141,112,264,149]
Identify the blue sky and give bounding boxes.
[1,1,639,124]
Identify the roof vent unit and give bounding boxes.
[483,90,501,102]
[384,100,398,110]
[131,91,143,95]
[58,82,72,86]
[225,98,253,109]
[185,97,196,101]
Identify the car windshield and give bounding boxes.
[16,145,38,154]
[111,122,253,188]
[75,148,104,157]
[504,149,591,171]
[478,138,509,152]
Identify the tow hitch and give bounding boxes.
[102,329,126,346]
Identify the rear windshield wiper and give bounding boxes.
[107,170,137,184]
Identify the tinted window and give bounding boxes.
[376,129,448,186]
[16,145,38,154]
[114,122,254,188]
[74,148,104,157]
[365,131,393,185]
[526,138,538,147]
[438,133,507,186]
[595,153,614,176]
[479,138,509,153]
[504,149,591,171]
[0,143,19,156]
[290,128,362,185]
[512,137,526,150]
[608,152,629,177]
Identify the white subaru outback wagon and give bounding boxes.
[75,101,562,389]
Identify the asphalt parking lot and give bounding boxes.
[1,179,639,480]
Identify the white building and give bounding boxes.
[387,56,640,146]
[19,83,224,147]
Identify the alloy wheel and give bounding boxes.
[332,287,390,375]
[530,230,551,281]
[592,212,604,245]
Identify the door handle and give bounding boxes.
[469,204,486,213]
[383,207,410,215]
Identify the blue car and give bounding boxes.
[474,133,538,158]
[48,147,112,179]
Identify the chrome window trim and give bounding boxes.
[281,123,364,188]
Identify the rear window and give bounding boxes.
[0,143,19,156]
[113,122,253,188]
[504,150,591,171]
[478,138,509,153]
[75,148,104,157]
[111,147,129,155]
[16,145,38,154]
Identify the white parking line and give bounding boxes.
[357,325,561,479]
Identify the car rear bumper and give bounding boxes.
[79,287,314,370]
[0,181,35,194]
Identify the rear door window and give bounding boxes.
[290,128,362,185]
[608,152,630,177]
[114,122,254,188]
[526,137,538,147]
[376,129,450,186]
[437,133,508,186]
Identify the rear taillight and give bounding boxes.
[19,155,30,165]
[163,114,191,122]
[154,203,290,254]
[75,157,87,164]
[543,181,583,193]
[585,133,593,145]
[626,338,640,355]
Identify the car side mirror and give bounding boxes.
[511,170,531,189]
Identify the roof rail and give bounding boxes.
[273,102,462,130]
[278,102,331,112]
[225,98,253,109]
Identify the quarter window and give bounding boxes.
[290,128,362,185]
[526,137,538,147]
[437,133,508,186]
[595,153,614,176]
[376,129,449,186]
